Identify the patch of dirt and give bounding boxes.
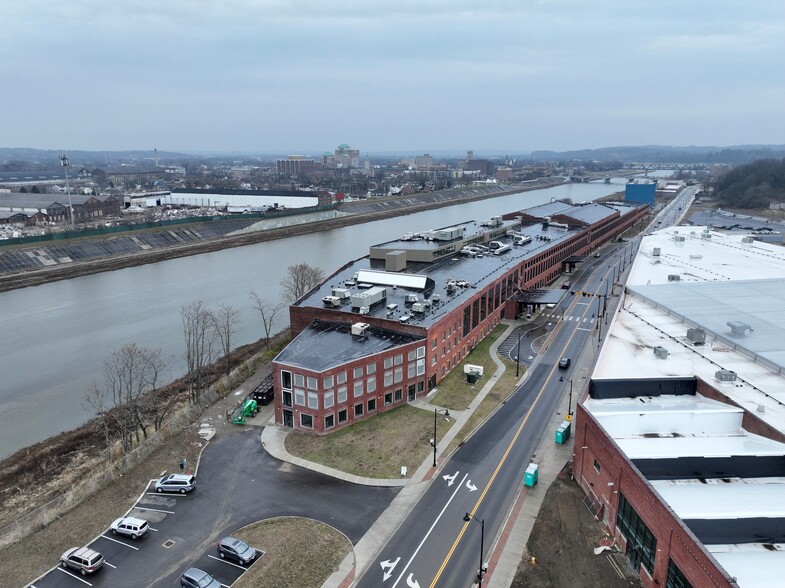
[511,463,639,588]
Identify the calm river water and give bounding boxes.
[0,179,630,458]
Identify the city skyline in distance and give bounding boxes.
[2,1,783,153]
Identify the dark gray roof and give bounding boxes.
[275,320,424,371]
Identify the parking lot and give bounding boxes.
[26,427,397,588]
[29,481,259,588]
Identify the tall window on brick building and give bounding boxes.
[616,493,657,575]
[665,559,692,588]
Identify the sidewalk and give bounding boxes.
[259,317,576,588]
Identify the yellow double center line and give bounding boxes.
[429,277,598,587]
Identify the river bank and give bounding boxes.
[0,179,564,292]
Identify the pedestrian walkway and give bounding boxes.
[258,315,577,588]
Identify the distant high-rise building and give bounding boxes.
[415,154,433,171]
[277,155,316,176]
[333,144,360,168]
[467,150,475,161]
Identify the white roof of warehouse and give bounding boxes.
[708,546,785,588]
[651,478,785,519]
[616,433,785,460]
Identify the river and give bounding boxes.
[0,179,631,459]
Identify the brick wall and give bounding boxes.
[573,404,735,587]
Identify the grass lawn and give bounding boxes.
[431,324,513,411]
[233,518,351,588]
[285,404,453,478]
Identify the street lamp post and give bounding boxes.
[560,376,574,419]
[432,408,450,467]
[463,512,486,588]
[59,154,75,231]
[515,329,523,377]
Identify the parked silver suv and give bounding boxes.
[155,473,196,494]
[60,546,104,575]
[110,516,149,539]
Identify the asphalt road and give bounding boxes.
[355,244,635,588]
[31,428,399,588]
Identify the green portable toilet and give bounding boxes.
[561,419,571,440]
[555,424,566,444]
[524,463,539,487]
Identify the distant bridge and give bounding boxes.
[621,162,711,172]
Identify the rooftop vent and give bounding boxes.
[653,346,669,359]
[405,293,419,304]
[701,231,712,239]
[351,322,370,337]
[741,236,754,244]
[686,328,706,345]
[727,321,752,337]
[715,369,737,382]
[673,235,685,242]
[667,274,681,281]
[652,247,661,256]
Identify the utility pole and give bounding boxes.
[60,154,75,231]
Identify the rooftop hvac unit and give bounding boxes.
[412,302,426,314]
[405,293,419,304]
[652,247,661,256]
[332,287,351,299]
[667,274,681,281]
[686,328,706,345]
[715,369,737,382]
[701,232,712,239]
[351,322,370,336]
[431,294,441,304]
[322,295,342,308]
[674,235,685,242]
[446,282,457,294]
[653,346,669,359]
[741,236,754,244]
[359,305,370,315]
[399,314,410,323]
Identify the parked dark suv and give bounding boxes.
[217,536,258,565]
[60,547,104,575]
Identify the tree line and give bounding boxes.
[84,262,324,454]
[711,157,785,209]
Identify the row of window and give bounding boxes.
[298,389,406,429]
[617,493,657,575]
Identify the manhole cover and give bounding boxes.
[162,540,176,549]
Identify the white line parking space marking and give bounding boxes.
[134,506,175,514]
[101,535,139,550]
[207,554,248,570]
[104,561,117,569]
[576,327,592,331]
[149,527,159,532]
[56,567,93,585]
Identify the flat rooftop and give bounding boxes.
[589,224,785,584]
[275,319,424,372]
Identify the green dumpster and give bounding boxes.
[524,463,539,487]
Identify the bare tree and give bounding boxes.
[181,301,218,404]
[281,262,325,303]
[250,290,284,348]
[83,344,168,452]
[212,303,239,375]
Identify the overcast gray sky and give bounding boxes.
[2,1,783,154]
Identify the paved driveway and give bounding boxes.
[31,427,399,587]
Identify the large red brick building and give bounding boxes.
[272,199,647,433]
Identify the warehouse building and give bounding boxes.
[272,200,648,433]
[573,226,785,587]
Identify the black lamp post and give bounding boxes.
[463,512,486,587]
[559,376,574,419]
[432,408,450,467]
[515,329,523,377]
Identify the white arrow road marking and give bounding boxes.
[392,472,469,588]
[466,480,477,492]
[406,572,421,588]
[442,471,459,486]
[380,557,400,581]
